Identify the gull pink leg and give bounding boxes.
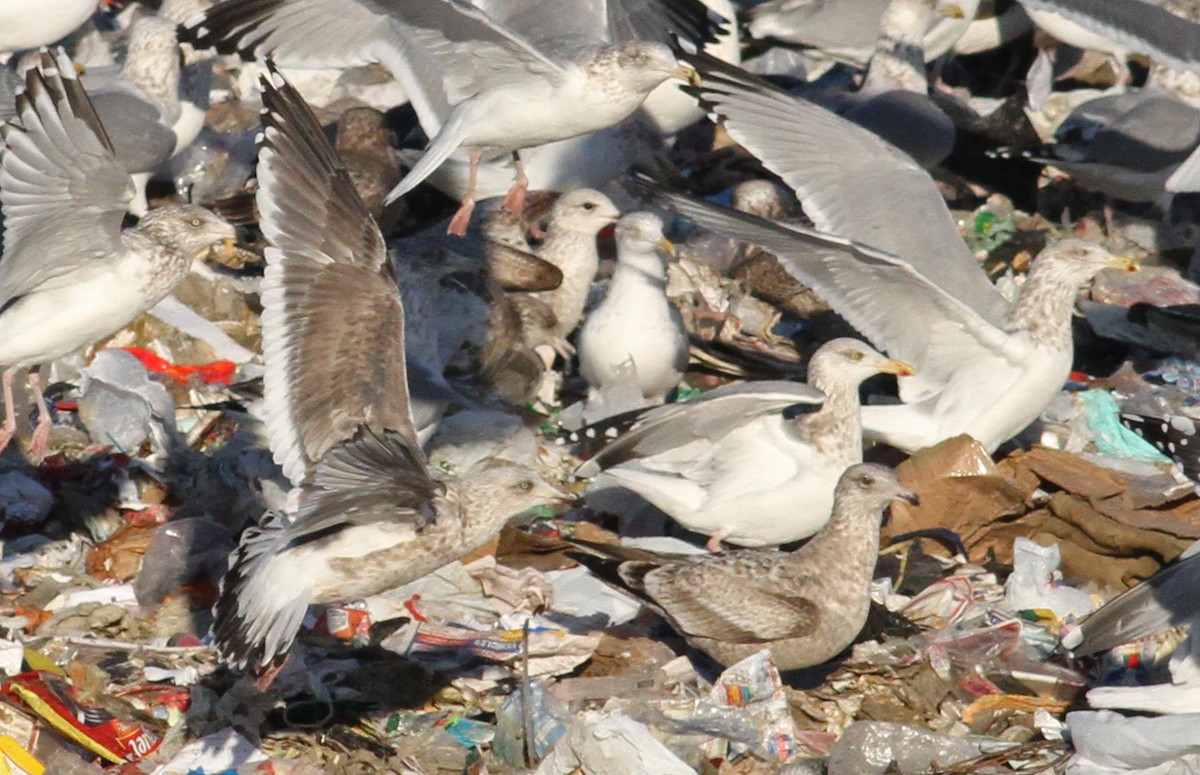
[705,526,733,554]
[0,368,17,454]
[447,150,483,237]
[27,369,52,458]
[503,150,528,217]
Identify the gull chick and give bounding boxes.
[582,339,913,549]
[569,463,918,670]
[213,67,570,681]
[578,212,688,409]
[0,51,234,457]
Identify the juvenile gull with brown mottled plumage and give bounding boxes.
[568,463,917,670]
[212,67,571,681]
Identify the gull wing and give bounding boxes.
[576,380,824,477]
[682,52,1011,328]
[180,0,453,133]
[1020,0,1200,72]
[0,50,132,307]
[256,65,427,485]
[631,180,1020,397]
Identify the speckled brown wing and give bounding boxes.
[256,64,426,486]
[637,555,822,643]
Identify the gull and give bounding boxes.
[568,463,918,670]
[746,0,978,69]
[1013,88,1200,203]
[640,55,1138,453]
[0,0,103,54]
[578,212,688,410]
[212,67,571,680]
[526,189,621,340]
[0,51,234,457]
[180,0,715,234]
[86,16,183,215]
[1062,541,1200,714]
[1018,0,1200,74]
[581,338,913,549]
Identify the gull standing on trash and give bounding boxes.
[525,189,621,340]
[569,463,918,669]
[582,339,913,549]
[180,0,712,234]
[0,51,235,458]
[212,67,572,682]
[634,55,1137,454]
[578,212,688,410]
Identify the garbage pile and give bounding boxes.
[1,0,1200,773]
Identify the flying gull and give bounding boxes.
[0,50,234,458]
[644,55,1137,453]
[568,463,918,670]
[581,338,913,549]
[180,0,716,234]
[578,212,689,412]
[213,66,571,681]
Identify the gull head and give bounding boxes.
[138,204,238,259]
[546,189,620,236]
[1030,239,1139,287]
[731,180,785,220]
[461,463,576,519]
[808,338,914,389]
[615,211,672,257]
[836,463,920,517]
[593,41,692,92]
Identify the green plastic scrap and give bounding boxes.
[1082,390,1174,464]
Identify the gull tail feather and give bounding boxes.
[212,512,313,673]
[385,109,469,205]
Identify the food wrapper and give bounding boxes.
[1,672,160,764]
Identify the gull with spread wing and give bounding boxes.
[181,0,714,234]
[631,55,1137,454]
[0,50,234,458]
[212,66,571,683]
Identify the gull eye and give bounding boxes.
[581,202,596,211]
[517,480,534,492]
[190,218,203,227]
[847,350,864,361]
[860,475,875,486]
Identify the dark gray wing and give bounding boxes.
[1020,0,1200,71]
[1064,544,1200,656]
[90,89,178,174]
[0,65,18,123]
[680,52,1011,328]
[606,0,726,47]
[0,51,132,308]
[576,380,824,477]
[256,64,427,486]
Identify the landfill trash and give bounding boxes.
[535,710,699,775]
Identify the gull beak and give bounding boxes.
[1106,255,1138,273]
[880,358,915,377]
[672,62,700,86]
[658,236,676,257]
[899,490,920,506]
[223,238,237,260]
[554,484,582,506]
[939,3,966,19]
